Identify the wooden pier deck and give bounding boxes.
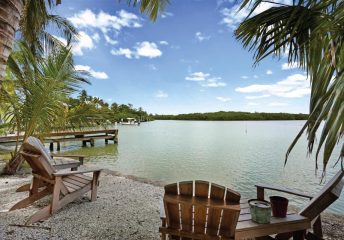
[0,129,118,151]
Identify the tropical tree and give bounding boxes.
[1,41,89,173]
[235,0,344,172]
[0,0,169,89]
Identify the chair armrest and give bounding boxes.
[54,168,102,177]
[256,184,313,200]
[51,154,85,164]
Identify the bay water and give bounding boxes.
[52,120,344,214]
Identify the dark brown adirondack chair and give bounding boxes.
[9,136,102,224]
[256,170,344,240]
[159,180,241,240]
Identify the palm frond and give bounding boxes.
[236,0,344,171]
[125,0,170,21]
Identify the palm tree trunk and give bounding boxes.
[4,151,24,175]
[0,0,24,89]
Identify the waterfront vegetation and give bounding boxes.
[155,111,308,121]
[69,90,153,123]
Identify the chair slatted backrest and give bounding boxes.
[300,170,344,220]
[163,180,241,239]
[21,136,56,179]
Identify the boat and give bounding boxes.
[119,118,140,126]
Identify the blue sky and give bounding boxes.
[53,0,310,114]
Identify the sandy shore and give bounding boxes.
[0,171,343,240]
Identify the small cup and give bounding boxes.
[270,196,288,218]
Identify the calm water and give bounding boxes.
[54,120,343,215]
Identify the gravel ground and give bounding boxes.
[0,172,163,240]
[0,172,343,240]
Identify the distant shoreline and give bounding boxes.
[154,111,308,121]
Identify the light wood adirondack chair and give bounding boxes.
[9,136,102,224]
[16,137,85,192]
[159,180,241,240]
[256,170,344,240]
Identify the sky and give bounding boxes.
[53,0,310,115]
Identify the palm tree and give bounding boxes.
[0,0,169,89]
[1,41,89,173]
[235,0,344,172]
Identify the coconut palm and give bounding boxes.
[0,41,90,173]
[0,0,77,89]
[235,0,344,172]
[0,0,169,89]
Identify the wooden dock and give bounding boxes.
[0,129,118,151]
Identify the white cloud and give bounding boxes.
[216,97,231,102]
[161,12,174,18]
[155,90,168,98]
[111,48,133,59]
[186,72,226,88]
[185,72,210,81]
[75,65,109,79]
[269,102,288,106]
[68,9,142,51]
[159,41,169,45]
[104,34,118,45]
[202,77,227,88]
[245,94,270,99]
[92,33,100,42]
[136,42,162,58]
[241,75,249,79]
[247,102,260,106]
[73,32,94,56]
[68,9,141,33]
[55,31,94,56]
[220,0,292,29]
[266,70,273,75]
[281,62,299,70]
[236,73,310,98]
[254,75,259,79]
[111,41,162,59]
[195,32,211,42]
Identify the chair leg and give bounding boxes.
[275,232,293,240]
[51,177,62,214]
[91,171,100,201]
[160,219,167,240]
[26,205,52,225]
[305,232,324,240]
[293,230,306,240]
[10,188,51,211]
[312,216,323,238]
[30,177,41,196]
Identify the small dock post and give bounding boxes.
[50,142,54,151]
[56,141,61,151]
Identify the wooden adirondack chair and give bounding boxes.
[16,152,84,192]
[256,169,344,240]
[9,136,102,224]
[159,180,241,240]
